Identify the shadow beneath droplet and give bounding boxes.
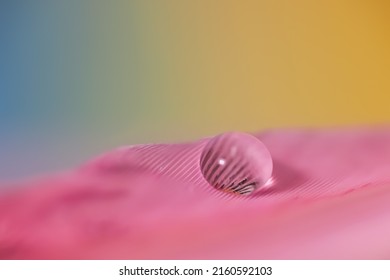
[252,159,308,197]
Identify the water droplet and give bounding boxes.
[200,132,273,195]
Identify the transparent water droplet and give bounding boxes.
[200,132,273,195]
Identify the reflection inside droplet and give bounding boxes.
[200,132,273,195]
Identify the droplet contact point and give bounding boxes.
[200,132,273,195]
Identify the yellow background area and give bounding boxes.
[124,0,390,141]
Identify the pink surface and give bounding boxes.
[1,127,390,259]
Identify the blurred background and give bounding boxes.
[1,0,389,180]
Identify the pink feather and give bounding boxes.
[1,127,390,259]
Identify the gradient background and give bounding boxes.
[1,0,389,180]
